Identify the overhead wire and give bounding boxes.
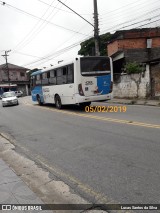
[23,16,160,68]
[100,0,160,30]
[100,0,159,18]
[22,0,69,49]
[10,0,94,55]
[36,0,92,16]
[21,32,93,68]
[100,10,160,34]
[0,1,88,36]
[100,0,143,15]
[21,18,160,68]
[15,24,93,67]
[13,51,43,59]
[1,0,159,68]
[0,0,94,67]
[14,1,70,51]
[102,6,160,23]
[12,0,57,52]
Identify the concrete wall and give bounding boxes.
[0,69,28,82]
[113,65,150,98]
[150,63,160,98]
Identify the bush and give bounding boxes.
[125,62,143,74]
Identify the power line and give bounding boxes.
[21,13,160,67]
[57,0,94,27]
[101,5,160,26]
[137,18,160,28]
[11,0,93,54]
[22,19,160,68]
[13,51,44,59]
[100,0,159,18]
[21,0,67,50]
[12,0,57,51]
[0,1,88,36]
[100,9,160,34]
[2,0,159,68]
[101,14,160,34]
[100,0,141,15]
[100,0,160,29]
[22,35,93,67]
[36,0,91,16]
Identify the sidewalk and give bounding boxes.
[107,98,160,107]
[0,160,107,213]
[0,159,50,212]
[0,134,108,213]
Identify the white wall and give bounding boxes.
[113,65,150,98]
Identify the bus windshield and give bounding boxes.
[80,57,111,76]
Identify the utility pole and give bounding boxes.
[93,0,100,56]
[2,50,11,88]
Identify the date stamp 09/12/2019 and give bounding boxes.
[85,105,127,113]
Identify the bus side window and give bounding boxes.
[33,77,36,87]
[35,74,42,85]
[57,68,66,85]
[49,70,56,85]
[42,72,49,85]
[67,64,74,83]
[63,67,67,84]
[47,72,50,79]
[31,76,36,88]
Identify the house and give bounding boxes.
[0,63,30,95]
[107,27,160,99]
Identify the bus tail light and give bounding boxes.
[78,84,84,96]
[109,81,113,93]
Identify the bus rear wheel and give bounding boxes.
[55,95,62,109]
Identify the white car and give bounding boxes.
[2,91,19,107]
[15,90,23,97]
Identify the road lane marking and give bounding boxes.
[35,155,113,204]
[25,103,160,129]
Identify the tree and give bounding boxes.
[78,32,112,56]
[124,62,143,74]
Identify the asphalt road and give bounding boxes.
[0,97,160,206]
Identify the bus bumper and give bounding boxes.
[75,94,112,104]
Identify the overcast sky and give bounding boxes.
[0,0,160,69]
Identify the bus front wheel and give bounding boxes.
[37,95,43,106]
[55,95,62,109]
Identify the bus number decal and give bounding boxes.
[85,81,93,85]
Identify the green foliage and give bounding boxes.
[78,38,95,56]
[124,62,143,74]
[78,32,112,56]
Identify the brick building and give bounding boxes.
[0,63,30,95]
[107,27,160,98]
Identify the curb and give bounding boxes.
[107,99,160,107]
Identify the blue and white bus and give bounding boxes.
[30,56,113,109]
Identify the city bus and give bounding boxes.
[30,56,113,109]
